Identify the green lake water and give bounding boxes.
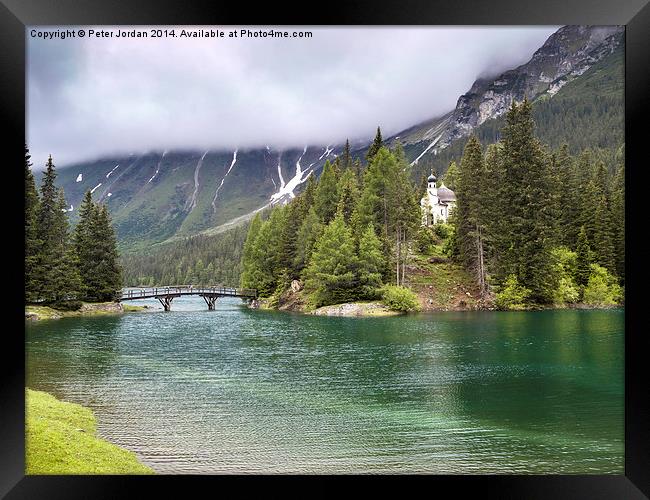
[25,297,624,474]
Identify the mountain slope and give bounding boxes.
[38,145,341,251]
[394,25,623,166]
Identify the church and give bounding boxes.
[420,171,456,226]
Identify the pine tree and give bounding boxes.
[294,207,323,275]
[303,214,358,306]
[497,99,555,303]
[336,169,360,225]
[575,226,592,290]
[240,213,264,289]
[25,146,40,302]
[365,126,383,164]
[73,190,97,299]
[313,160,340,224]
[341,139,353,172]
[356,223,385,299]
[85,203,122,301]
[34,156,82,302]
[442,161,459,190]
[610,163,625,282]
[455,135,489,295]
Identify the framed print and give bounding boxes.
[3,0,649,497]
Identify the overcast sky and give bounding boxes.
[27,26,559,167]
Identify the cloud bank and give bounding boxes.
[27,26,558,167]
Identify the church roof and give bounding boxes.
[437,183,456,202]
[427,172,436,182]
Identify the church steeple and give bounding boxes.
[427,170,437,194]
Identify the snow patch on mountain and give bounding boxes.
[90,183,102,194]
[410,134,444,166]
[106,164,119,178]
[188,151,208,213]
[148,151,167,183]
[212,150,238,212]
[270,146,310,204]
[76,173,82,183]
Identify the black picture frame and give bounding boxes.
[2,0,648,497]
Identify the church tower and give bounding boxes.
[427,171,439,205]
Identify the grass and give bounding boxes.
[26,302,146,320]
[121,304,147,312]
[26,389,155,475]
[409,253,480,309]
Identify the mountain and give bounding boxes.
[393,25,623,166]
[37,25,624,252]
[38,145,343,251]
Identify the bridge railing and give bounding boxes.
[119,286,257,300]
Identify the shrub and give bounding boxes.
[583,264,622,306]
[380,285,421,312]
[416,227,437,254]
[49,300,83,311]
[550,247,580,305]
[494,274,531,310]
[433,223,453,240]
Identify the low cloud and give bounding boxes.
[27,25,558,167]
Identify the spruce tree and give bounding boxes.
[294,207,324,275]
[92,204,123,301]
[34,156,82,302]
[575,226,592,290]
[365,126,383,164]
[498,99,555,303]
[336,169,360,225]
[25,146,40,302]
[313,160,340,224]
[304,214,358,306]
[356,223,385,299]
[610,163,625,282]
[455,135,489,295]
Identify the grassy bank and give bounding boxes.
[26,389,154,475]
[25,302,148,321]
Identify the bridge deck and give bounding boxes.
[119,286,257,301]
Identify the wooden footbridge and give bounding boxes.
[118,286,257,311]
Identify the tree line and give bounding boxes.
[451,99,624,308]
[120,225,249,287]
[25,148,122,306]
[240,133,422,309]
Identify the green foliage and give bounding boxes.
[583,264,622,306]
[25,146,41,302]
[365,126,383,164]
[357,223,385,299]
[124,222,248,288]
[49,300,83,311]
[494,274,531,310]
[313,160,340,225]
[433,222,453,240]
[416,226,437,254]
[32,156,83,303]
[303,214,359,307]
[380,284,421,312]
[574,227,592,289]
[551,247,580,305]
[73,191,123,302]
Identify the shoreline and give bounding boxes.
[25,302,149,321]
[249,298,623,317]
[25,388,154,475]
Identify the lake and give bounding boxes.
[25,297,624,474]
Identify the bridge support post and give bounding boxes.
[201,295,218,311]
[157,295,175,312]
